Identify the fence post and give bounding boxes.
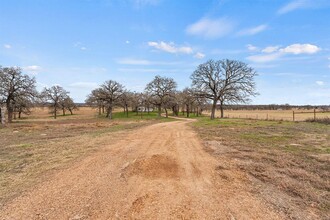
[314,108,316,120]
[293,111,295,122]
[266,113,268,120]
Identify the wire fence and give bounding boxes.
[217,109,330,122]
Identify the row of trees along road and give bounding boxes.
[0,66,77,122]
[86,59,257,120]
[1,59,257,122]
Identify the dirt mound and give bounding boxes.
[126,154,179,179]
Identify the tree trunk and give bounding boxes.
[98,106,101,115]
[18,111,22,119]
[125,105,129,117]
[165,108,168,118]
[108,107,113,119]
[54,106,57,119]
[62,108,65,116]
[158,105,161,117]
[210,99,217,120]
[220,102,224,118]
[7,110,13,123]
[186,104,190,118]
[69,109,73,115]
[174,106,178,116]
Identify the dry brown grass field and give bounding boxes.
[213,109,330,121]
[0,107,170,209]
[0,107,329,219]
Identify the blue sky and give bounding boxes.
[0,0,329,104]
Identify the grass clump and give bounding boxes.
[305,117,330,125]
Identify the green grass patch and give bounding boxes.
[19,143,33,148]
[99,111,176,122]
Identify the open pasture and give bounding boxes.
[215,109,330,121]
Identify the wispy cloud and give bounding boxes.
[69,82,98,89]
[194,52,205,59]
[247,43,321,63]
[277,0,330,14]
[23,65,42,75]
[116,58,182,65]
[279,44,320,54]
[131,0,161,8]
[116,58,152,65]
[148,41,193,54]
[315,80,324,86]
[73,42,87,51]
[247,53,282,63]
[186,17,235,39]
[4,44,11,49]
[118,68,191,73]
[246,44,259,51]
[238,24,268,36]
[278,0,309,14]
[262,46,280,53]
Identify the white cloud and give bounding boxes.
[118,68,190,73]
[316,81,324,86]
[246,44,259,51]
[119,68,163,72]
[69,82,98,89]
[4,44,11,49]
[186,17,234,39]
[23,65,42,75]
[194,52,205,59]
[116,58,152,65]
[279,44,320,54]
[131,0,161,7]
[246,53,282,63]
[278,0,308,14]
[238,24,268,36]
[116,58,182,66]
[73,42,87,50]
[148,41,193,54]
[277,0,330,14]
[74,42,81,47]
[247,43,321,63]
[262,46,280,53]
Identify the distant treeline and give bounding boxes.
[220,104,330,111]
[73,103,330,111]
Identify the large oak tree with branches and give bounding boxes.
[145,75,177,117]
[0,66,37,122]
[191,59,258,119]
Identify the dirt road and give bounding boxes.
[1,120,283,219]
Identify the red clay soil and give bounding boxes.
[0,120,284,219]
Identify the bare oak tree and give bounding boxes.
[145,75,177,117]
[181,88,195,118]
[41,85,70,119]
[99,80,124,119]
[13,95,35,119]
[0,66,37,122]
[85,88,105,115]
[191,59,258,119]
